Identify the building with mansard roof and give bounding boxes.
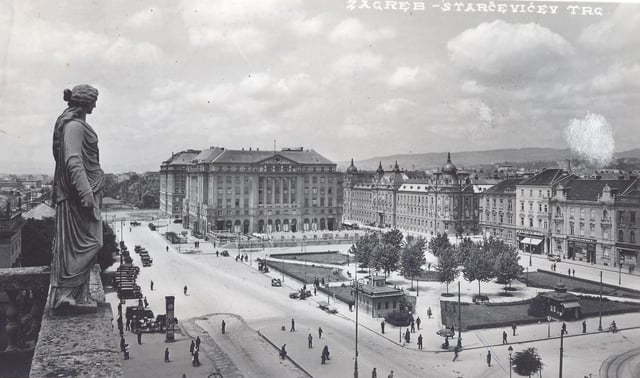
[343,153,479,237]
[159,149,202,218]
[176,147,343,236]
[550,178,637,265]
[478,178,524,247]
[616,181,640,271]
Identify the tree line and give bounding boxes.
[431,233,523,297]
[103,172,159,209]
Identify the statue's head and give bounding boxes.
[63,84,99,114]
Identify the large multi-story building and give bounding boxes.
[0,194,24,268]
[179,147,343,236]
[515,169,574,255]
[615,182,639,271]
[343,153,478,237]
[550,178,636,264]
[478,178,523,247]
[159,149,201,218]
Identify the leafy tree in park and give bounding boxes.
[428,232,451,258]
[494,241,523,290]
[349,232,379,271]
[437,246,459,295]
[462,240,496,296]
[511,347,543,377]
[401,237,426,289]
[373,229,403,276]
[455,236,475,264]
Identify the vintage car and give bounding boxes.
[547,254,561,262]
[271,278,282,287]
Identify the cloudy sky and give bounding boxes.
[0,0,639,174]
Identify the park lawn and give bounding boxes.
[440,300,545,330]
[271,251,350,265]
[526,271,640,299]
[266,260,349,284]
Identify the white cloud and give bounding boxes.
[104,38,163,65]
[329,18,395,44]
[591,64,640,93]
[239,73,273,95]
[387,66,420,88]
[461,80,486,95]
[127,7,162,28]
[332,52,382,76]
[376,98,415,114]
[564,112,615,167]
[579,4,640,52]
[447,20,573,78]
[289,15,325,36]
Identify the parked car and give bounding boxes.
[271,278,282,287]
[547,254,561,262]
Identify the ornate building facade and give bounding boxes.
[478,178,523,247]
[515,169,574,255]
[342,153,479,237]
[178,147,343,236]
[159,149,201,219]
[550,179,636,264]
[0,195,24,268]
[615,182,639,270]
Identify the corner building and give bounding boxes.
[159,149,201,219]
[180,147,343,236]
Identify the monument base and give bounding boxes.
[51,300,98,316]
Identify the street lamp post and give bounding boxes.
[559,328,564,378]
[508,345,513,378]
[526,267,529,287]
[354,254,359,378]
[598,270,603,331]
[547,316,551,338]
[457,281,462,347]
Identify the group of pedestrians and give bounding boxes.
[235,253,249,262]
[189,336,201,367]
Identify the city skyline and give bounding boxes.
[1,1,639,174]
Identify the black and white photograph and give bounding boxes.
[1,0,639,377]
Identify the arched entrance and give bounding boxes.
[225,220,233,232]
[275,219,281,232]
[291,219,297,232]
[283,219,290,232]
[243,220,250,234]
[258,219,265,233]
[234,220,242,233]
[267,219,273,233]
[303,218,310,231]
[320,218,326,230]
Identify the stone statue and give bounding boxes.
[50,84,104,311]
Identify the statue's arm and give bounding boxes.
[63,121,94,208]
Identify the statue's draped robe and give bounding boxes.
[51,107,104,307]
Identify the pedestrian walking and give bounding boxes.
[416,317,421,330]
[314,286,317,296]
[405,329,411,344]
[502,331,508,344]
[381,320,385,334]
[196,336,201,350]
[216,250,219,257]
[184,285,188,295]
[318,326,323,339]
[321,345,330,363]
[166,246,169,252]
[411,320,416,333]
[427,307,432,319]
[562,322,568,335]
[290,318,296,332]
[222,320,226,334]
[450,324,455,337]
[572,269,575,277]
[164,347,170,362]
[417,334,423,350]
[308,333,313,348]
[512,322,517,336]
[387,370,394,378]
[280,344,287,360]
[582,320,587,334]
[452,345,460,361]
[486,350,491,367]
[143,297,148,308]
[150,280,154,291]
[568,268,571,276]
[190,340,195,355]
[193,350,200,367]
[137,329,142,345]
[372,367,377,378]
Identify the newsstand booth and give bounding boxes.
[540,282,582,320]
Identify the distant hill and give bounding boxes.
[338,148,640,171]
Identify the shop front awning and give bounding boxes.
[521,237,543,245]
[562,302,581,309]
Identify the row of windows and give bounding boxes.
[208,165,335,173]
[485,197,514,210]
[520,189,550,198]
[520,201,548,213]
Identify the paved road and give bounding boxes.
[600,346,640,378]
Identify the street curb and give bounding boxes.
[456,326,640,353]
[256,330,314,378]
